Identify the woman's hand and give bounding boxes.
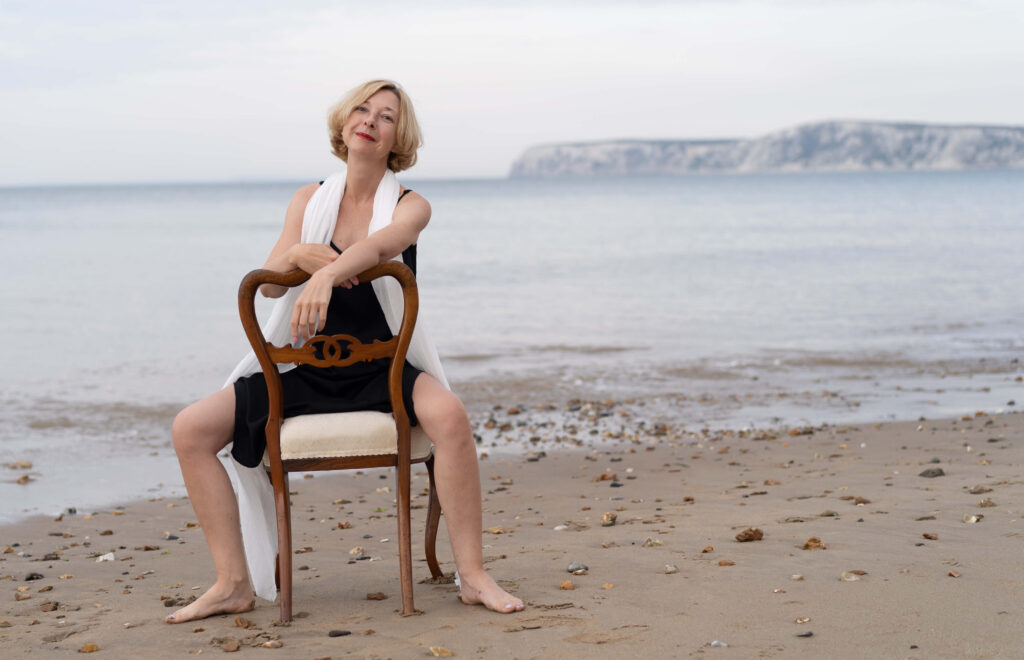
[289,269,359,343]
[288,243,338,275]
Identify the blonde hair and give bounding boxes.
[327,80,422,173]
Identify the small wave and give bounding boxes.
[532,344,636,355]
[447,353,503,362]
[5,398,183,439]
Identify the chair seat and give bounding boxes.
[266,410,432,463]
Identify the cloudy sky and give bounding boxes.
[2,0,1021,185]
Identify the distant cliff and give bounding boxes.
[509,121,1024,177]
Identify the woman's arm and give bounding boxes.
[289,192,431,342]
[258,183,340,298]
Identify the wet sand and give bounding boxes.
[2,409,1022,659]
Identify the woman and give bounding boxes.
[167,80,524,623]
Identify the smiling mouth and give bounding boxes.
[355,132,376,142]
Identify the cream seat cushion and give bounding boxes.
[264,411,432,463]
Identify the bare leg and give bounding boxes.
[166,386,255,623]
[412,375,524,613]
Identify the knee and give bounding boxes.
[172,406,206,457]
[420,391,470,442]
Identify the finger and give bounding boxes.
[306,306,317,338]
[290,310,300,343]
[317,304,328,332]
[351,276,359,286]
[297,304,312,341]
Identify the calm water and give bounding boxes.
[1,171,1022,519]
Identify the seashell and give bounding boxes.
[601,512,617,527]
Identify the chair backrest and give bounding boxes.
[237,262,419,471]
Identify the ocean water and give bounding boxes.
[1,171,1022,520]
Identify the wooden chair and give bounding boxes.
[237,261,444,622]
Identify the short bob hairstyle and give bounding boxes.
[327,80,422,173]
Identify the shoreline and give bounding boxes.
[2,411,1022,658]
[2,367,1019,524]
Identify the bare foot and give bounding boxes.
[458,571,524,613]
[165,583,255,624]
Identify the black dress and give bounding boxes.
[231,212,423,468]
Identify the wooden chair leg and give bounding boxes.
[274,472,293,622]
[424,456,443,578]
[396,459,415,615]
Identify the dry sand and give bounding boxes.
[2,408,1022,659]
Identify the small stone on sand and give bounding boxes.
[735,528,763,542]
[802,537,826,550]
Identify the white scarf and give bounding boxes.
[221,167,449,602]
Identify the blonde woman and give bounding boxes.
[168,80,524,623]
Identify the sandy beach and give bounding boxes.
[2,404,1022,659]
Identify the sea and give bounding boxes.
[1,171,1022,521]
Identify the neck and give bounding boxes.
[344,157,389,203]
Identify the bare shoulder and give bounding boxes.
[290,183,321,209]
[282,183,321,229]
[395,189,431,230]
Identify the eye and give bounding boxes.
[355,105,367,112]
[382,114,394,123]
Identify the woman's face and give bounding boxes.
[343,89,400,163]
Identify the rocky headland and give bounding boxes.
[510,120,1024,177]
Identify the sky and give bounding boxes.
[1,0,1022,185]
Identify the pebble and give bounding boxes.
[664,564,679,574]
[567,561,588,574]
[735,528,763,542]
[328,629,351,637]
[802,537,827,550]
[25,572,44,581]
[919,468,945,478]
[796,631,814,638]
[710,640,728,647]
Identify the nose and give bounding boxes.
[363,115,375,128]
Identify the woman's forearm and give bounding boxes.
[319,240,380,286]
[258,246,299,298]
[263,247,297,273]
